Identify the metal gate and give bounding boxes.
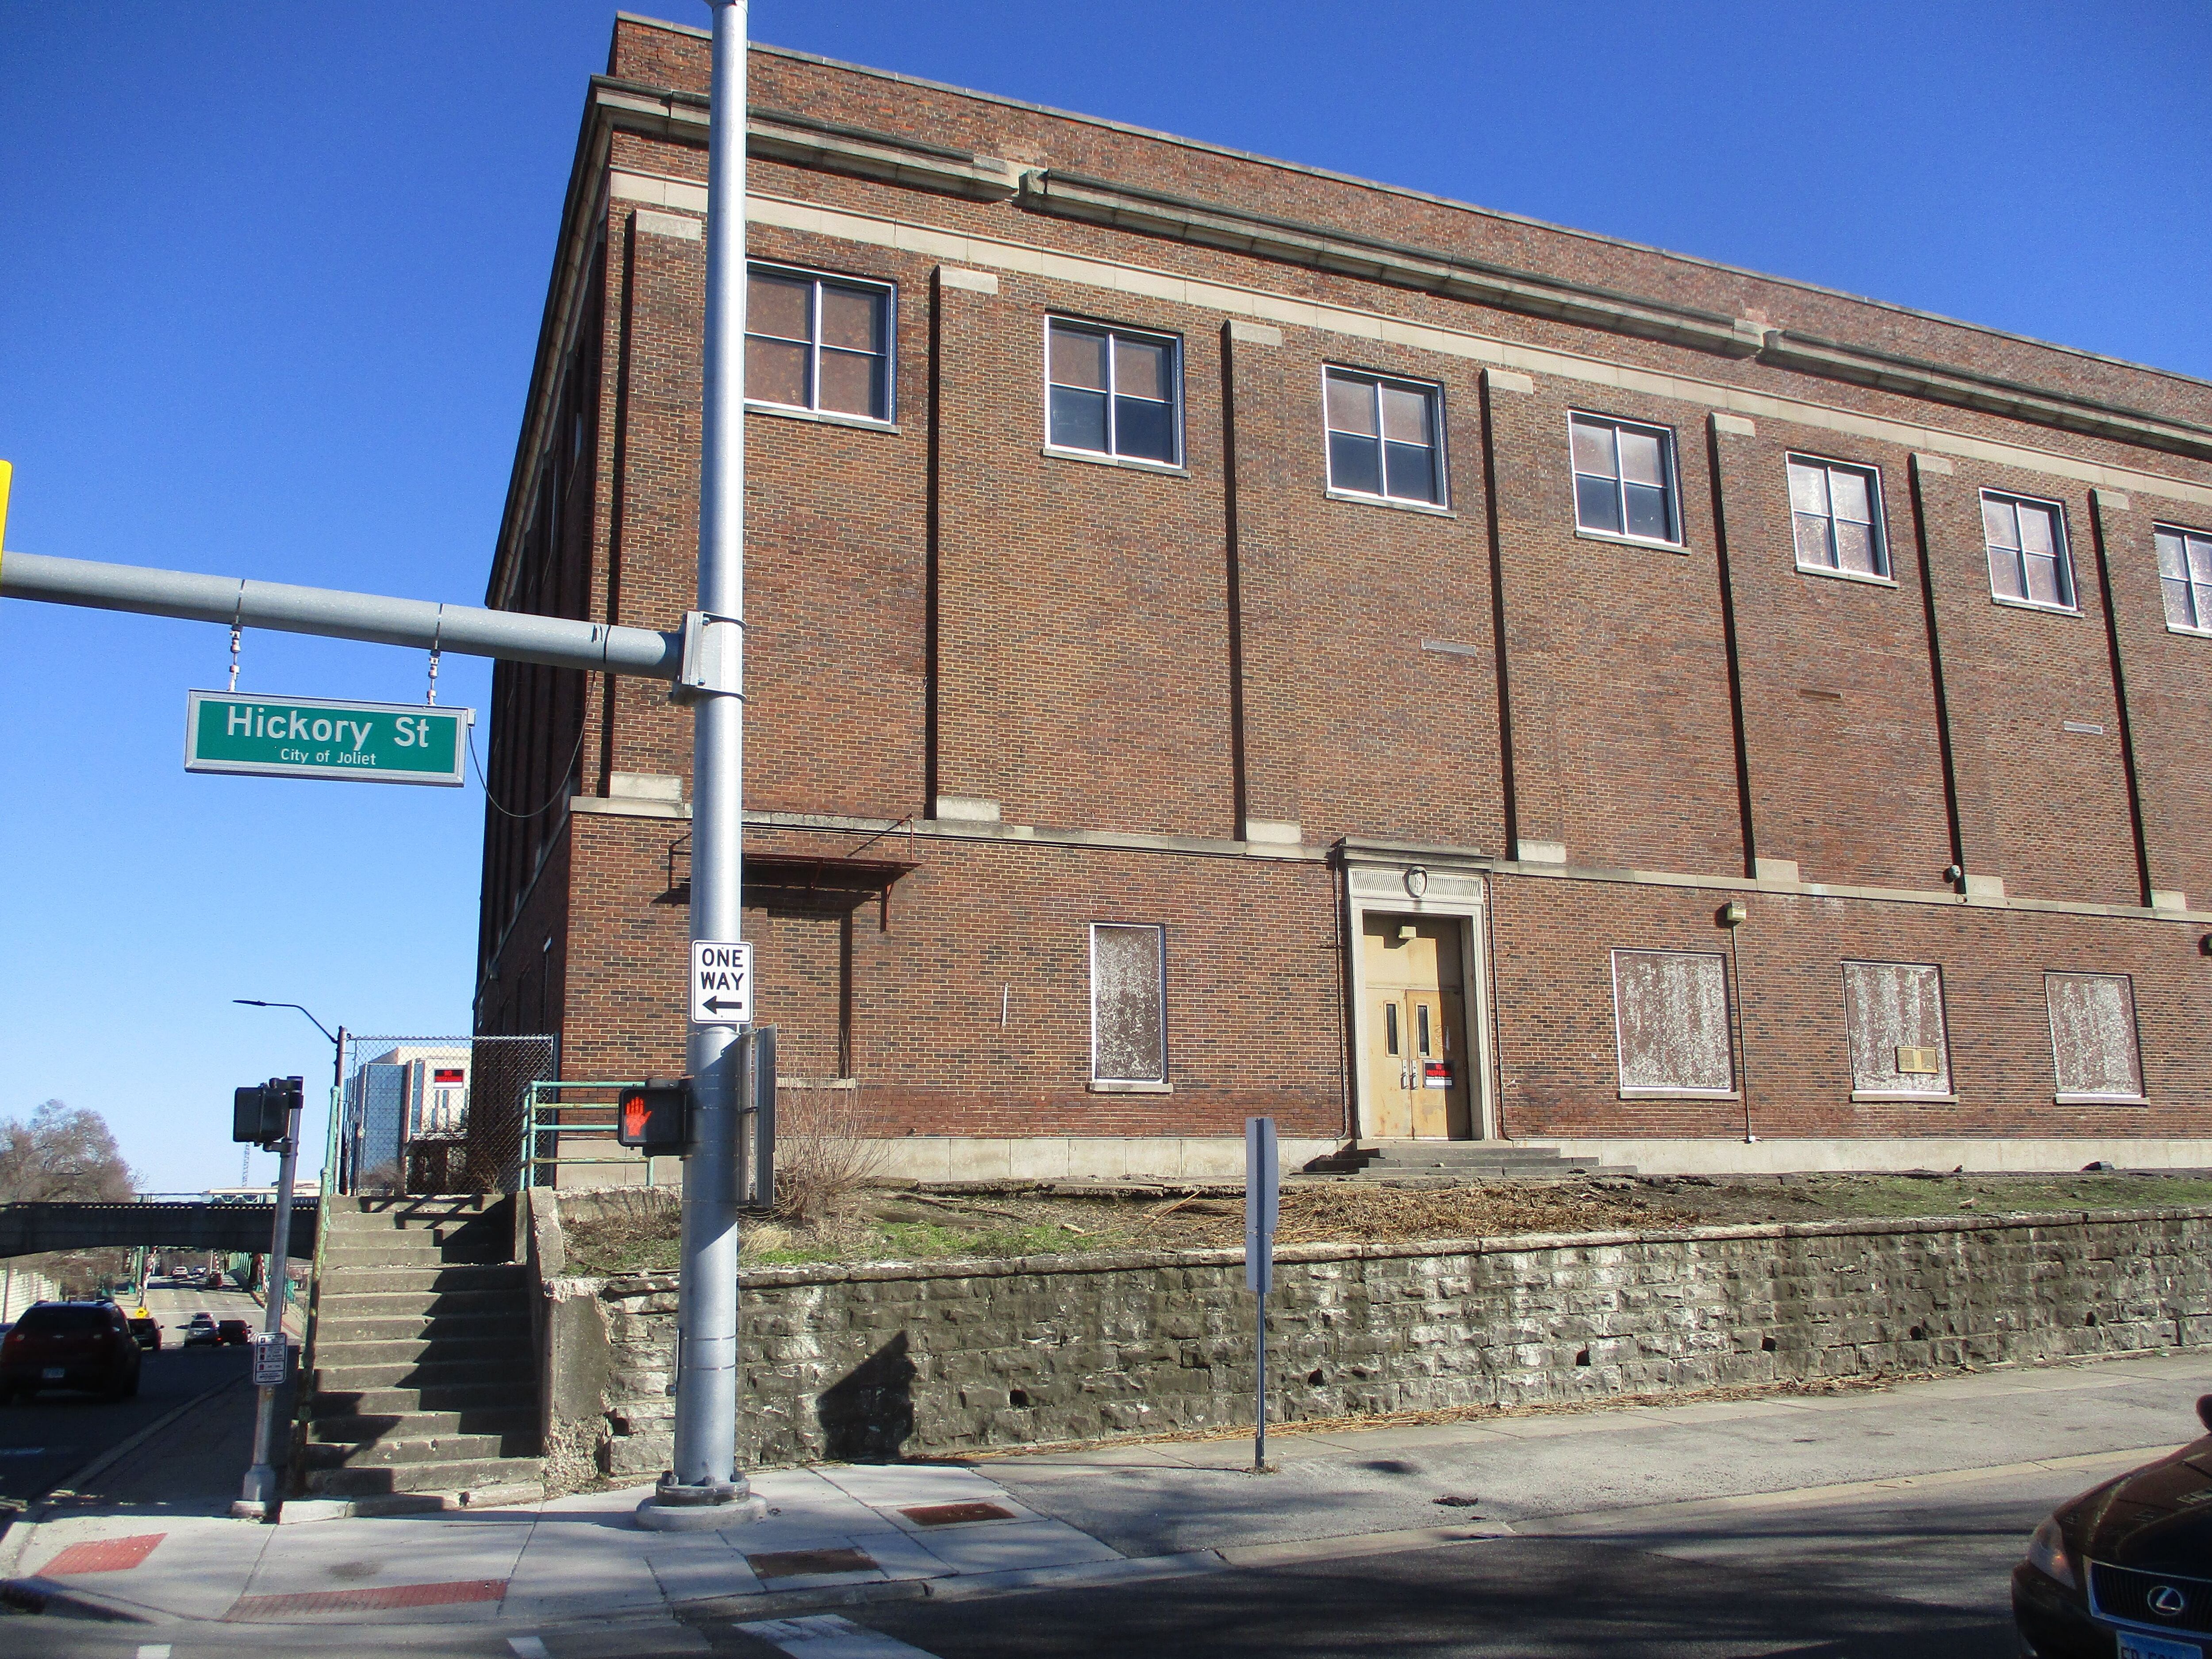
[331,1033,557,1195]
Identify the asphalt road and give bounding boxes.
[0,1275,259,1513]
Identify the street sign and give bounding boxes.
[1245,1116,1278,1294]
[184,691,472,787]
[251,1332,287,1387]
[689,940,753,1025]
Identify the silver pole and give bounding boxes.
[232,1076,303,1520]
[638,0,762,1528]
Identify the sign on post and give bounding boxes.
[689,940,753,1025]
[184,691,471,787]
[251,1331,288,1387]
[1246,1115,1278,1473]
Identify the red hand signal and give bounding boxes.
[623,1096,651,1139]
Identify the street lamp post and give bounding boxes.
[230,998,344,1521]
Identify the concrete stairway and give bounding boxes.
[1305,1141,1639,1180]
[300,1195,543,1508]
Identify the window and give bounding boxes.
[2156,524,2212,635]
[1048,320,1179,464]
[1842,961,1951,1097]
[1090,924,1167,1085]
[2046,972,2145,1102]
[745,266,892,422]
[1788,456,1888,578]
[1982,491,2074,610]
[1571,415,1679,545]
[1324,369,1444,504]
[1611,949,1733,1096]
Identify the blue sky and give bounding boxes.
[2,3,2206,1193]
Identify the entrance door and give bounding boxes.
[1360,915,1473,1139]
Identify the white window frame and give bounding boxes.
[1569,413,1684,549]
[2045,971,2147,1105]
[1322,366,1449,510]
[1610,948,1737,1099]
[2155,522,2212,637]
[1044,317,1184,470]
[1981,489,2078,615]
[1088,922,1169,1091]
[1787,453,1892,584]
[742,262,897,427]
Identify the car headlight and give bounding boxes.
[2026,1516,2077,1589]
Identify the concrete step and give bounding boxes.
[311,1382,536,1417]
[309,1407,539,1444]
[313,1356,537,1393]
[314,1313,531,1345]
[314,1288,528,1319]
[303,1431,533,1469]
[315,1264,525,1296]
[319,1245,509,1270]
[313,1334,529,1368]
[303,1454,546,1499]
[1306,1141,1639,1179]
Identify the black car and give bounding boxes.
[0,1302,142,1401]
[215,1318,250,1347]
[2016,1394,2212,1659]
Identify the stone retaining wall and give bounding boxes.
[531,1200,2212,1476]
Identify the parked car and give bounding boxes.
[2015,1394,2212,1659]
[0,1302,142,1401]
[215,1319,250,1347]
[181,1312,219,1348]
[126,1313,160,1352]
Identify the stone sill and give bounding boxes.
[2055,1094,2149,1106]
[1087,1080,1172,1094]
[578,1203,2212,1296]
[1850,1091,1958,1103]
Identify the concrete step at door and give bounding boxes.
[303,1454,546,1499]
[308,1406,540,1444]
[302,1431,531,1470]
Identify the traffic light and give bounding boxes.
[616,1079,691,1154]
[232,1076,302,1149]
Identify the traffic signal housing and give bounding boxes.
[616,1079,691,1155]
[232,1076,302,1149]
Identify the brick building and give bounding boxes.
[474,12,2212,1180]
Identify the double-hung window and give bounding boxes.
[2156,524,2212,635]
[745,266,893,422]
[1788,456,1887,578]
[1090,923,1167,1088]
[1047,320,1179,465]
[1324,369,1444,505]
[1982,491,2075,611]
[1571,414,1679,545]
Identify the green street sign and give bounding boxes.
[184,690,472,787]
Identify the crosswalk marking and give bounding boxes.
[737,1613,942,1658]
[134,1647,171,1659]
[508,1640,551,1659]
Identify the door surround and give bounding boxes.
[1343,859,1496,1141]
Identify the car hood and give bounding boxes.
[2071,1436,2212,1573]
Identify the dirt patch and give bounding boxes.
[555,1169,2212,1278]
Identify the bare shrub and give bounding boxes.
[774,1083,888,1224]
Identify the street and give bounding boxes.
[0,1351,2201,1659]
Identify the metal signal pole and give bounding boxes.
[636,0,763,1529]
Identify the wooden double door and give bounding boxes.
[1360,914,1474,1139]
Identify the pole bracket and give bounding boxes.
[671,609,745,704]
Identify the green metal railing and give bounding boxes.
[520,1079,657,1188]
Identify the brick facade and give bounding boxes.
[475,15,2212,1174]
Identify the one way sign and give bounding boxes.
[689,940,753,1026]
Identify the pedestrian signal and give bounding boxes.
[232,1076,302,1149]
[615,1080,690,1154]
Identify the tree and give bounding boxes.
[0,1099,136,1203]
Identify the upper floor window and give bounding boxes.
[2156,523,2212,635]
[1571,414,1679,545]
[1091,923,1167,1087]
[1789,456,1888,578]
[1325,369,1444,505]
[1048,320,1179,465]
[1982,490,2075,611]
[745,266,893,422]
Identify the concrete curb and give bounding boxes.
[0,1373,250,1582]
[0,1573,159,1623]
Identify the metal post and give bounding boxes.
[638,0,764,1530]
[232,1077,303,1520]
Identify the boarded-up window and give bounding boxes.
[1091,924,1166,1083]
[1842,961,1951,1096]
[1612,950,1733,1095]
[2046,973,2144,1101]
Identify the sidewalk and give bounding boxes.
[4,1348,2207,1635]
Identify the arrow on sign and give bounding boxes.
[703,997,746,1014]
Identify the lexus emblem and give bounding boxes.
[2149,1585,2188,1617]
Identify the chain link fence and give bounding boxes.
[334,1033,557,1196]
